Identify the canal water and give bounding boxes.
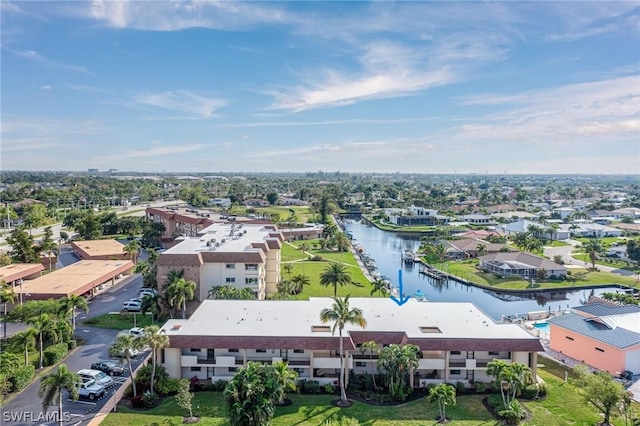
[344,220,623,321]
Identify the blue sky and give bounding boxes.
[2,1,639,174]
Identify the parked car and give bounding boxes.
[119,327,145,338]
[129,298,142,305]
[109,342,140,358]
[77,369,114,388]
[138,288,157,298]
[90,360,124,376]
[75,379,105,401]
[121,301,141,312]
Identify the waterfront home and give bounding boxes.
[548,303,640,376]
[561,223,622,238]
[444,239,509,259]
[159,298,543,387]
[384,206,449,226]
[478,252,567,280]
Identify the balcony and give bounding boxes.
[418,358,446,370]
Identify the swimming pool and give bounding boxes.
[533,322,550,334]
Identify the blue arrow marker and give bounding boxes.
[390,269,411,306]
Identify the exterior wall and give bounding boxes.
[625,349,640,374]
[264,247,281,296]
[199,262,265,300]
[549,325,627,374]
[163,348,181,379]
[157,264,201,298]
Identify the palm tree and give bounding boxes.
[123,240,141,263]
[283,263,294,279]
[39,364,79,426]
[320,295,367,406]
[10,328,36,365]
[28,313,57,369]
[272,361,298,404]
[476,243,487,257]
[547,222,560,242]
[427,383,456,423]
[140,293,162,323]
[320,262,352,297]
[165,268,185,286]
[38,226,59,271]
[111,333,143,397]
[298,242,310,257]
[359,340,379,389]
[581,239,603,269]
[58,294,89,332]
[1,283,17,340]
[144,325,170,394]
[166,277,196,319]
[370,278,389,297]
[290,274,310,296]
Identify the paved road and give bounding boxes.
[543,239,637,278]
[0,274,149,426]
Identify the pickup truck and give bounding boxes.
[75,379,106,401]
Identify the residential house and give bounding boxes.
[612,208,640,219]
[444,239,508,259]
[551,207,575,220]
[548,303,640,376]
[385,206,449,226]
[146,207,215,240]
[159,298,543,387]
[499,220,570,241]
[208,198,232,208]
[562,223,622,238]
[461,214,494,225]
[478,252,567,279]
[607,245,628,261]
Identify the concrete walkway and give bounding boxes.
[543,239,637,278]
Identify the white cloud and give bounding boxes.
[134,91,227,118]
[125,144,206,158]
[454,75,640,144]
[5,48,94,75]
[41,85,52,90]
[66,84,111,94]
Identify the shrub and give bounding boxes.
[486,394,503,409]
[130,394,144,408]
[142,391,159,408]
[156,378,182,395]
[323,382,336,394]
[522,384,541,400]
[311,255,324,261]
[389,383,409,401]
[456,381,466,392]
[303,380,321,394]
[322,417,362,426]
[212,379,228,391]
[498,400,527,425]
[9,364,35,392]
[67,339,77,351]
[43,343,68,366]
[474,381,488,393]
[8,300,62,322]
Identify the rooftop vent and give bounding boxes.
[311,325,331,333]
[171,324,182,331]
[419,326,442,334]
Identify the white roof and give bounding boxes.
[600,312,640,333]
[162,298,534,340]
[164,223,277,255]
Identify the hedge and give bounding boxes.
[43,343,68,367]
[10,364,35,392]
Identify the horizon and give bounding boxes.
[2,1,639,173]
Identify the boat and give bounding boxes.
[403,250,415,263]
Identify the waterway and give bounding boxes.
[344,220,624,321]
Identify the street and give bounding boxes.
[0,273,150,426]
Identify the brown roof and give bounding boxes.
[447,239,507,253]
[71,239,126,258]
[157,254,203,267]
[479,252,566,271]
[169,335,354,350]
[200,251,266,263]
[0,263,45,283]
[407,338,544,352]
[349,331,408,346]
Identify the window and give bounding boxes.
[595,347,605,353]
[451,351,461,355]
[311,326,331,332]
[256,349,267,353]
[190,367,201,372]
[226,277,236,283]
[450,370,461,375]
[190,348,200,352]
[229,367,238,373]
[161,349,165,364]
[565,336,574,341]
[245,278,258,285]
[293,349,304,354]
[355,362,366,367]
[488,351,499,356]
[228,349,239,353]
[245,264,258,270]
[226,264,235,269]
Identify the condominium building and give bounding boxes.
[156,223,283,303]
[159,298,543,387]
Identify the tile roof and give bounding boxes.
[548,313,640,349]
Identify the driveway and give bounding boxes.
[0,274,149,426]
[543,239,636,277]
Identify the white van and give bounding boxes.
[78,369,114,388]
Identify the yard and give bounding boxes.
[82,312,161,330]
[99,357,635,426]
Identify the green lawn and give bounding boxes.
[571,252,637,271]
[82,313,162,330]
[438,259,639,290]
[574,237,626,246]
[100,359,636,426]
[282,261,374,298]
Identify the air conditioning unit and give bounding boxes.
[206,241,212,247]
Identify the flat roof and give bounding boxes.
[162,298,540,350]
[18,260,133,299]
[71,239,126,257]
[164,223,281,255]
[0,263,45,283]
